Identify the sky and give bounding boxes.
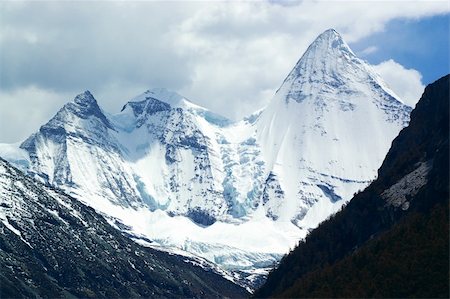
[0,0,449,143]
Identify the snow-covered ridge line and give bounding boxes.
[0,157,249,297]
[0,29,411,288]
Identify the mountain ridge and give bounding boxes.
[254,74,449,298]
[0,29,412,288]
[255,28,410,227]
[0,156,249,298]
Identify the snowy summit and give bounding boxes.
[0,29,412,289]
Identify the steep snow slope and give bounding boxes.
[109,88,264,224]
[19,91,148,212]
[255,74,449,299]
[0,29,411,289]
[256,29,410,228]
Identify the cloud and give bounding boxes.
[0,2,195,93]
[360,46,378,56]
[165,1,448,118]
[0,1,448,142]
[372,59,425,107]
[0,86,71,143]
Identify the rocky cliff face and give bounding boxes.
[0,157,248,298]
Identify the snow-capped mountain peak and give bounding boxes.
[296,28,355,66]
[56,90,114,130]
[256,28,411,227]
[120,95,171,119]
[73,90,97,106]
[310,28,354,55]
[276,28,397,107]
[70,90,103,117]
[124,87,201,111]
[0,29,412,289]
[117,87,232,129]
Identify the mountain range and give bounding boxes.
[0,157,248,298]
[0,29,412,289]
[255,74,449,298]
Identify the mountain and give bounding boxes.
[254,74,449,298]
[256,29,410,227]
[0,157,248,298]
[0,29,411,288]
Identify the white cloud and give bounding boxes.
[166,1,448,118]
[0,86,71,143]
[372,59,425,107]
[0,1,448,141]
[360,46,378,56]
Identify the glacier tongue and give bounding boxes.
[0,29,412,289]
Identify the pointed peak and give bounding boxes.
[123,88,203,114]
[74,90,97,106]
[117,88,232,127]
[318,28,340,38]
[272,28,397,105]
[118,88,186,119]
[142,88,191,107]
[274,30,356,97]
[307,28,352,56]
[58,90,113,128]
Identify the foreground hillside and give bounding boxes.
[0,158,248,298]
[255,75,449,298]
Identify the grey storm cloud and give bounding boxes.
[0,1,447,143]
[1,2,193,93]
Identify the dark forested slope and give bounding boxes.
[255,74,449,298]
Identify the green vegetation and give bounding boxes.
[255,75,449,298]
[280,204,448,298]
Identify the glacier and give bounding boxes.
[0,29,411,290]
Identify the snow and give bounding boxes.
[0,29,411,288]
[84,195,303,286]
[97,199,303,256]
[255,28,409,227]
[0,165,33,248]
[127,88,202,111]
